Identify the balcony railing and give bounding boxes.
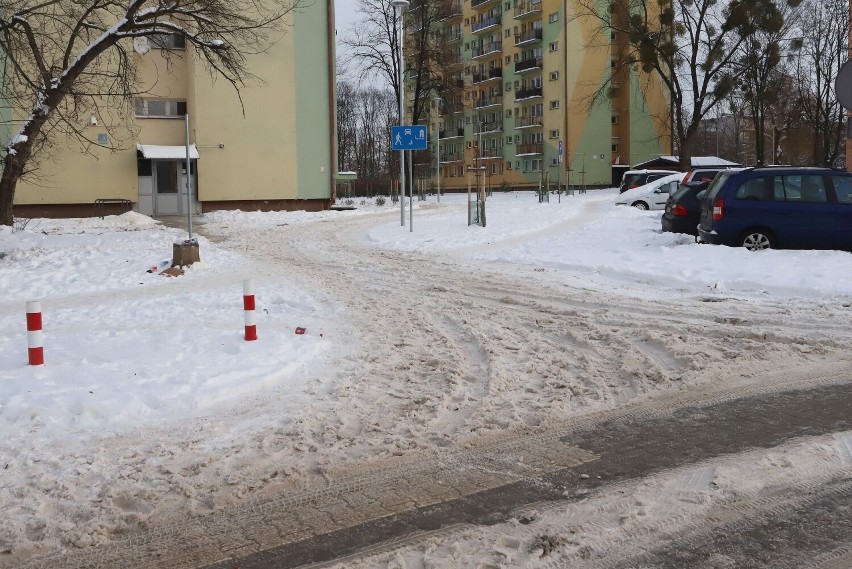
[472,67,503,83]
[445,29,463,42]
[514,28,542,46]
[514,0,542,19]
[439,127,465,139]
[514,86,543,100]
[439,2,463,20]
[472,41,502,58]
[472,14,501,33]
[440,152,463,162]
[474,95,503,108]
[516,143,543,155]
[472,0,500,8]
[515,115,543,128]
[473,148,504,159]
[515,57,543,73]
[474,121,503,134]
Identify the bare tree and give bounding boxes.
[792,0,847,166]
[341,0,462,127]
[732,1,801,165]
[337,80,359,173]
[576,0,796,170]
[0,0,301,226]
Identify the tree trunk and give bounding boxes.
[0,156,25,226]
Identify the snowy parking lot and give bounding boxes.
[1,190,850,566]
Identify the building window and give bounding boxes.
[612,144,619,152]
[505,29,511,37]
[134,98,187,118]
[549,129,559,138]
[549,100,559,109]
[506,136,513,144]
[611,115,619,124]
[149,32,185,49]
[549,71,559,81]
[549,12,558,23]
[506,161,512,170]
[549,41,558,51]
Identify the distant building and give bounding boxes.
[405,0,672,191]
[10,3,336,218]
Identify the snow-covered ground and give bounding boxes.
[0,190,850,562]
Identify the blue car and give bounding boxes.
[697,167,852,251]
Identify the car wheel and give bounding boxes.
[739,229,774,251]
[631,201,649,210]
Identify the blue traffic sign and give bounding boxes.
[392,125,428,150]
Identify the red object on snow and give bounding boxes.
[243,280,257,341]
[26,301,44,366]
[295,327,306,335]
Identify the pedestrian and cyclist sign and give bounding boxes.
[392,125,428,150]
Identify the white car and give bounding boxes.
[615,173,683,211]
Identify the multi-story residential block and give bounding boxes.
[408,0,671,191]
[9,3,336,219]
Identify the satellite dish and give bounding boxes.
[835,60,852,110]
[133,37,150,55]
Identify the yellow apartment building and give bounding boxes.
[10,2,336,218]
[408,0,672,190]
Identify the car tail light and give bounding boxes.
[682,172,690,184]
[629,184,639,189]
[672,204,688,216]
[712,199,725,221]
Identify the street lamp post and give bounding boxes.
[391,0,409,227]
[433,96,441,202]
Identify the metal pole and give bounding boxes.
[434,98,441,202]
[184,113,193,239]
[394,1,408,227]
[408,149,413,231]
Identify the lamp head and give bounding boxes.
[391,0,410,7]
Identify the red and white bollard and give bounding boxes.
[243,279,257,341]
[26,301,44,366]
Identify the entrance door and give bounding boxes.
[153,160,195,216]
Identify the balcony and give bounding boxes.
[474,95,503,109]
[439,2,463,20]
[445,29,463,43]
[515,58,543,73]
[472,14,501,33]
[472,67,503,84]
[471,0,500,9]
[516,143,543,155]
[474,121,503,134]
[514,28,542,46]
[514,86,542,101]
[412,149,432,165]
[514,0,542,19]
[472,41,502,59]
[473,148,504,159]
[515,115,543,129]
[440,152,463,162]
[439,127,465,139]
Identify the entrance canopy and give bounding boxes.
[136,144,199,160]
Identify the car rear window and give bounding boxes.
[706,172,731,201]
[622,174,641,187]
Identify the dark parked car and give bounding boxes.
[661,180,710,235]
[697,167,852,251]
[618,169,679,193]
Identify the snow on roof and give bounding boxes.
[136,143,200,160]
[657,155,741,167]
